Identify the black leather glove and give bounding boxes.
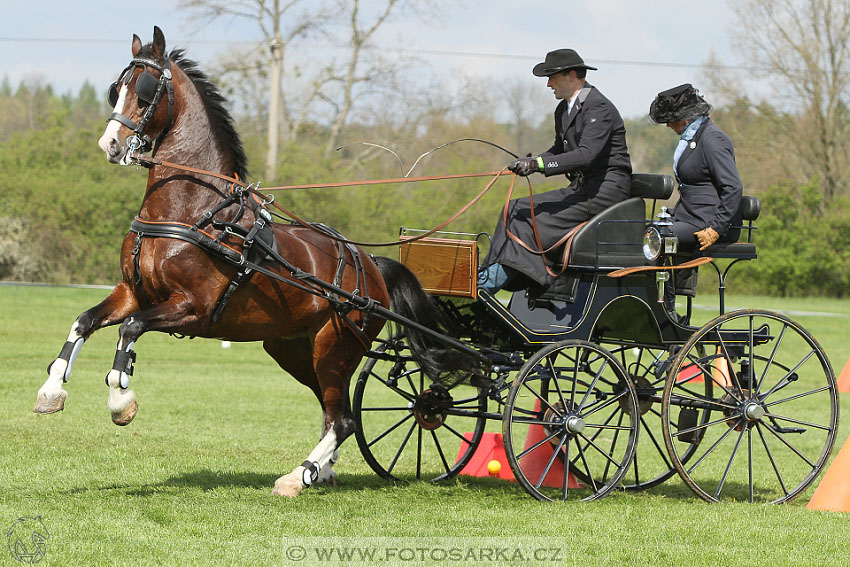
[508,157,540,176]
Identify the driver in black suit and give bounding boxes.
[479,49,632,295]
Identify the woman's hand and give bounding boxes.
[694,227,720,250]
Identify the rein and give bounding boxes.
[131,154,577,277]
[133,154,512,247]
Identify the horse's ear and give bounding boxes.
[152,26,166,59]
[132,34,142,57]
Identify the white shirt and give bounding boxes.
[567,89,581,115]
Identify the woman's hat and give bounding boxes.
[648,83,712,124]
[532,49,598,77]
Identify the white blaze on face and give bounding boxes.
[97,82,128,154]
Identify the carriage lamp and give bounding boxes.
[643,207,678,261]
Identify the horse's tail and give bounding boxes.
[373,256,480,386]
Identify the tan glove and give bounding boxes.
[694,227,720,251]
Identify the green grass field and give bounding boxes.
[1,284,849,566]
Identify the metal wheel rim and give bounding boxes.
[661,309,839,504]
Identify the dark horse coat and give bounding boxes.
[484,83,632,288]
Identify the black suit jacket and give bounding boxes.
[673,118,743,236]
[539,83,632,179]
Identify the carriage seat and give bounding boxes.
[698,196,760,259]
[565,173,675,269]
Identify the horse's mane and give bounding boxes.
[138,44,249,180]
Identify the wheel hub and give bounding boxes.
[622,374,654,416]
[722,390,764,430]
[411,387,452,430]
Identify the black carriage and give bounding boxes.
[352,173,840,503]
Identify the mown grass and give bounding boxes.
[1,284,849,566]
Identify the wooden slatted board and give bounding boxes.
[399,237,478,298]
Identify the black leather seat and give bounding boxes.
[566,173,675,269]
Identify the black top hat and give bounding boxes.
[648,83,712,124]
[532,49,598,77]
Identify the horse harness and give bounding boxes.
[129,185,374,347]
[107,56,175,155]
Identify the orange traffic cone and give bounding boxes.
[837,356,850,393]
[712,352,732,388]
[807,433,850,513]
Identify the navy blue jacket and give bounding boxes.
[673,118,743,237]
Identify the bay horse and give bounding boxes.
[34,27,468,497]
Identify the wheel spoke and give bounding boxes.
[387,421,417,475]
[756,323,788,393]
[760,350,816,400]
[747,427,754,503]
[577,359,608,411]
[714,425,746,500]
[546,356,568,409]
[763,411,832,431]
[430,429,451,475]
[759,421,817,469]
[516,427,561,461]
[715,327,746,395]
[534,435,567,490]
[367,413,414,448]
[765,385,831,407]
[562,436,572,500]
[576,430,626,469]
[685,424,737,475]
[756,423,789,497]
[672,413,740,441]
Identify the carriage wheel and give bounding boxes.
[595,345,711,491]
[661,309,839,503]
[502,340,639,501]
[353,334,488,482]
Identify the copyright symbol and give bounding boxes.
[286,546,306,562]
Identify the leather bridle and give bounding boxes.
[106,57,174,156]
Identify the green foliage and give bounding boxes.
[734,180,850,297]
[1,76,848,297]
[0,89,145,283]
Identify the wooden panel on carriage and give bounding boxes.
[399,237,478,298]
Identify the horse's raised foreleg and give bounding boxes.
[35,283,139,415]
[105,295,199,426]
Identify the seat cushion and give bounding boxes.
[701,241,757,259]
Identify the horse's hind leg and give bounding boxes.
[35,283,139,414]
[264,330,363,497]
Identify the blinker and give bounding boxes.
[106,63,164,108]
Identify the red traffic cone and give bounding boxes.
[837,356,850,393]
[517,400,582,489]
[456,432,513,480]
[807,433,850,513]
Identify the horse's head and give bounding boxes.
[98,26,175,165]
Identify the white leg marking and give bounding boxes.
[272,429,339,497]
[106,340,137,426]
[35,322,84,413]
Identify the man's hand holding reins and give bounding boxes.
[508,156,542,176]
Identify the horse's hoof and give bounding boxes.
[272,474,304,498]
[34,390,67,414]
[111,400,138,426]
[315,467,338,487]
